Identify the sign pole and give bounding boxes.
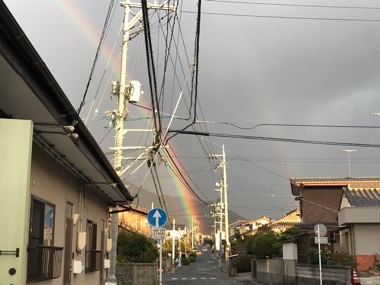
[317,225,322,285]
[159,238,163,285]
[313,223,326,285]
[147,208,167,285]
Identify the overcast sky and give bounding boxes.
[5,0,380,229]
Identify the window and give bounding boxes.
[85,220,101,272]
[27,197,63,282]
[66,202,73,218]
[29,198,55,247]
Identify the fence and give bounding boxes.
[116,263,157,285]
[27,245,63,282]
[252,258,351,285]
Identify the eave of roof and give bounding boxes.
[343,187,380,207]
[290,177,380,196]
[0,2,133,204]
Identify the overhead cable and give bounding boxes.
[169,130,380,148]
[205,0,380,10]
[76,0,116,116]
[182,10,380,22]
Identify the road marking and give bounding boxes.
[166,277,219,281]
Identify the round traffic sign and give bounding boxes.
[147,208,167,228]
[314,223,327,237]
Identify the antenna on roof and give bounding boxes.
[342,149,357,177]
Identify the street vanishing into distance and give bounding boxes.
[164,251,247,285]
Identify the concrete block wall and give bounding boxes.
[116,263,157,285]
[296,264,351,285]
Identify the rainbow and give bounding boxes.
[56,0,121,76]
[162,149,200,228]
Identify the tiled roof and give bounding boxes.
[290,177,380,196]
[343,188,380,207]
[272,209,301,225]
[291,177,380,185]
[297,222,339,229]
[229,220,250,228]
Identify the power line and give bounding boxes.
[181,10,380,22]
[207,133,380,148]
[195,121,380,130]
[76,0,117,116]
[205,0,380,11]
[169,130,380,148]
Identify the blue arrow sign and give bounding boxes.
[147,208,167,228]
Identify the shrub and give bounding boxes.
[371,254,380,272]
[247,232,279,257]
[189,251,197,260]
[182,257,191,265]
[341,253,357,268]
[309,247,329,265]
[188,255,196,263]
[117,230,158,263]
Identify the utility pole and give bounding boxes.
[209,145,230,272]
[218,182,223,263]
[107,3,132,283]
[191,216,194,250]
[222,145,230,270]
[172,219,175,273]
[107,2,176,284]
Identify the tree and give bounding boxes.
[247,231,279,257]
[117,230,159,263]
[278,226,303,241]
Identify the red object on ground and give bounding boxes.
[352,268,361,284]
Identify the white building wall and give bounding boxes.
[283,242,298,260]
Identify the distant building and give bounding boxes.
[229,216,272,241]
[270,208,301,233]
[118,206,151,237]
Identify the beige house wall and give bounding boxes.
[353,224,380,255]
[28,144,110,285]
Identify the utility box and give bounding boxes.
[73,260,83,274]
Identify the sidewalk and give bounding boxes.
[358,276,380,285]
[215,254,265,284]
[233,272,265,285]
[234,272,380,285]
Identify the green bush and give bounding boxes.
[188,255,196,263]
[309,247,329,265]
[341,252,357,268]
[189,251,197,260]
[371,254,380,272]
[182,257,191,265]
[236,254,252,273]
[247,232,279,257]
[117,230,158,263]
